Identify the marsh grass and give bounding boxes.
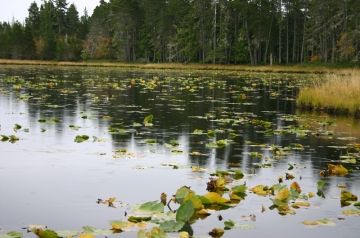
[297,70,360,117]
[0,59,334,73]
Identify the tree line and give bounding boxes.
[0,0,359,65]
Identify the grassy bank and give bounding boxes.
[297,70,360,118]
[0,59,343,74]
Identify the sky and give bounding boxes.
[0,0,102,23]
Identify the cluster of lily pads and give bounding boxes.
[1,160,359,238]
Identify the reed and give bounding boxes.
[297,70,360,117]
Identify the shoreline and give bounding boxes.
[0,59,348,74]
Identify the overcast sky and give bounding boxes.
[0,0,102,23]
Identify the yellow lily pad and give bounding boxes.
[203,192,230,204]
[302,218,335,227]
[250,185,271,196]
[275,188,290,202]
[342,209,360,216]
[327,164,348,176]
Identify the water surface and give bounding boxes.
[0,66,359,238]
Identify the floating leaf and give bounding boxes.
[302,218,335,227]
[290,182,302,194]
[208,228,224,238]
[135,201,165,215]
[144,114,154,127]
[206,177,226,192]
[275,188,290,203]
[78,233,94,238]
[179,231,189,238]
[292,201,310,208]
[137,227,166,238]
[159,220,185,232]
[321,164,348,177]
[206,140,229,148]
[175,186,195,204]
[74,135,89,143]
[250,185,271,196]
[224,220,235,230]
[341,190,358,207]
[191,129,204,135]
[111,221,130,232]
[249,152,263,159]
[13,124,22,132]
[160,193,167,206]
[189,151,207,156]
[231,185,247,199]
[128,216,151,223]
[69,125,80,131]
[0,135,9,142]
[317,180,326,198]
[81,227,96,233]
[0,231,23,238]
[133,122,143,128]
[342,209,360,216]
[202,192,230,205]
[33,229,59,238]
[97,197,117,207]
[145,139,157,144]
[191,166,206,172]
[176,200,195,223]
[232,170,244,180]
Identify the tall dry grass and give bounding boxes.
[297,70,360,117]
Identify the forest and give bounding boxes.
[0,0,359,65]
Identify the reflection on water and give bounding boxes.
[0,66,359,238]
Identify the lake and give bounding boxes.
[0,66,359,238]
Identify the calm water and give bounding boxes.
[0,66,359,238]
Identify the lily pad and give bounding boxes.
[302,218,335,227]
[176,200,195,223]
[224,220,235,230]
[0,231,23,238]
[74,135,89,143]
[341,190,358,207]
[159,220,185,232]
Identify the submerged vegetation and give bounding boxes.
[297,71,360,117]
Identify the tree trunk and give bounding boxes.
[300,5,307,63]
[292,17,296,63]
[264,18,273,64]
[244,20,254,65]
[331,30,335,64]
[279,22,282,64]
[286,16,289,64]
[213,1,217,64]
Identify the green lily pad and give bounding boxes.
[159,220,185,232]
[341,190,358,207]
[74,135,90,143]
[144,114,154,127]
[224,220,235,230]
[176,200,195,223]
[128,216,151,223]
[0,231,23,238]
[136,201,165,214]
